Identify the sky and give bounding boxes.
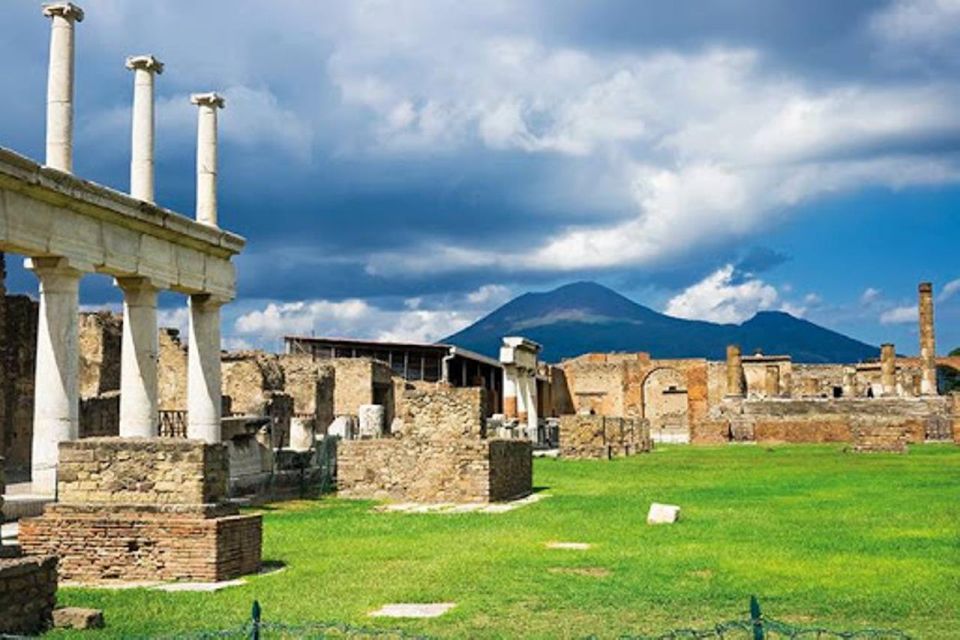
[0,0,958,355]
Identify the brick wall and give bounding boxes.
[0,555,57,635]
[558,415,652,459]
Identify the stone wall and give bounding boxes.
[338,386,532,503]
[1,294,37,479]
[717,398,945,444]
[79,392,120,438]
[0,555,58,635]
[158,328,188,411]
[78,311,122,399]
[558,415,652,459]
[55,438,228,506]
[851,421,910,453]
[19,438,261,584]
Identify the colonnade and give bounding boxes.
[500,337,541,441]
[29,4,233,492]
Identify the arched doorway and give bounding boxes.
[642,368,690,444]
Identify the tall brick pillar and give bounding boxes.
[881,343,897,397]
[918,282,937,395]
[726,345,744,397]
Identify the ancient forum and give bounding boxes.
[0,3,957,637]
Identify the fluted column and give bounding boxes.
[191,92,225,227]
[117,277,160,437]
[42,2,84,172]
[126,54,163,202]
[27,257,85,493]
[187,295,223,443]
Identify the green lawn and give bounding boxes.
[54,445,960,638]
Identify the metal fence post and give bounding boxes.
[750,596,764,640]
[250,600,261,640]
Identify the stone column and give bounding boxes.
[126,55,163,203]
[918,282,937,395]
[26,257,85,493]
[516,371,528,422]
[725,344,744,397]
[187,295,223,443]
[881,343,896,397]
[842,368,856,398]
[764,365,780,398]
[525,372,539,441]
[116,277,160,437]
[502,368,517,419]
[42,3,84,173]
[190,92,225,227]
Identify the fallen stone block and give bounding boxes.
[53,607,105,630]
[647,502,681,524]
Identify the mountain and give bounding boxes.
[444,281,878,364]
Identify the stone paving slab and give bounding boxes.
[375,492,547,514]
[370,603,456,618]
[155,579,245,592]
[546,541,591,550]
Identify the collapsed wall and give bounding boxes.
[338,387,532,503]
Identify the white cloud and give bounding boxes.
[938,278,960,302]
[664,265,780,324]
[232,296,486,347]
[880,305,919,324]
[467,284,512,305]
[870,0,960,58]
[861,287,883,305]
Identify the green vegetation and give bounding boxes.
[54,445,960,639]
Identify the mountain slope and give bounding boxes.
[444,281,877,363]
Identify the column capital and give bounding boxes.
[116,276,164,307]
[190,292,231,310]
[115,275,168,292]
[125,54,164,74]
[24,256,91,278]
[191,92,225,109]
[42,2,84,21]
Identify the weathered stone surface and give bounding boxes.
[647,503,681,525]
[0,554,58,635]
[370,603,456,619]
[339,387,532,503]
[53,607,104,630]
[558,415,652,459]
[358,404,385,438]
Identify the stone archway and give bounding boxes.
[642,367,690,443]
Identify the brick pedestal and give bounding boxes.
[19,438,261,584]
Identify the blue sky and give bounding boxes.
[1,0,958,355]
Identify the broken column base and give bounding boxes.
[20,505,261,584]
[18,437,262,585]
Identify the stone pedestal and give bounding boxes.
[0,555,58,635]
[19,438,261,584]
[358,404,385,438]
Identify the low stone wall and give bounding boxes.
[714,397,949,445]
[852,421,910,453]
[56,437,228,506]
[0,555,58,635]
[19,438,261,584]
[338,386,531,503]
[557,415,652,459]
[338,438,531,502]
[690,420,730,445]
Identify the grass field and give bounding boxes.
[53,444,960,638]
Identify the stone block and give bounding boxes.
[53,607,104,630]
[328,415,356,439]
[647,503,681,525]
[358,404,385,438]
